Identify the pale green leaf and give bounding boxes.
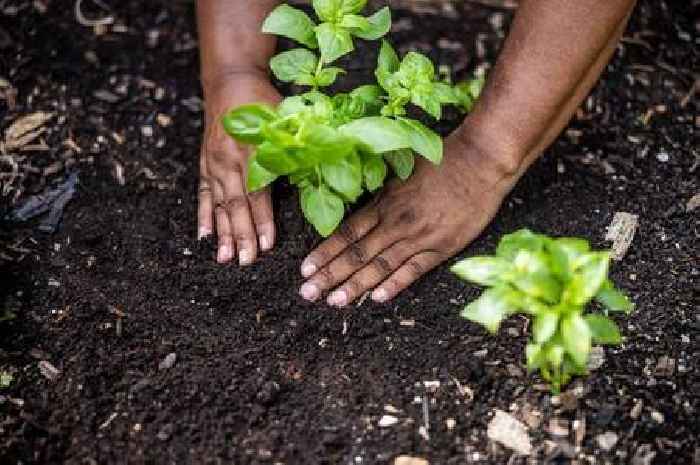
[450,256,511,286]
[561,313,592,368]
[584,314,622,344]
[315,22,354,63]
[221,104,277,145]
[350,7,391,40]
[384,149,414,180]
[321,152,363,202]
[262,5,318,49]
[301,184,345,237]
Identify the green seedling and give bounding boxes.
[222,0,483,236]
[451,229,634,393]
[0,371,13,388]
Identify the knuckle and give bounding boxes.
[338,221,359,245]
[344,279,362,296]
[316,267,336,287]
[371,255,393,276]
[346,243,367,266]
[218,195,248,213]
[406,259,426,279]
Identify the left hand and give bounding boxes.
[298,130,523,307]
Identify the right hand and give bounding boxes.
[198,72,281,265]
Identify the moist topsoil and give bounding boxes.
[0,0,697,464]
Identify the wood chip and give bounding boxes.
[487,409,532,456]
[4,112,55,151]
[605,212,639,260]
[38,360,61,381]
[686,193,700,212]
[393,456,428,465]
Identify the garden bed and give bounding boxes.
[0,0,697,463]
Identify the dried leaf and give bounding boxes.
[4,112,55,151]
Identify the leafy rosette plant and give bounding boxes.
[221,0,483,236]
[451,229,634,393]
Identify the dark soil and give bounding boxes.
[1,1,698,464]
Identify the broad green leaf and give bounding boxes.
[262,5,318,49]
[450,256,511,286]
[548,237,590,280]
[278,96,308,117]
[269,49,319,83]
[454,81,474,112]
[496,229,546,260]
[255,142,300,175]
[410,86,442,119]
[384,149,414,180]
[545,344,564,367]
[221,104,277,145]
[303,91,335,120]
[339,14,369,30]
[350,7,391,40]
[399,52,435,83]
[560,313,592,368]
[468,76,485,98]
[526,343,544,370]
[461,286,517,333]
[533,311,559,344]
[315,67,345,87]
[512,249,549,274]
[315,23,354,63]
[563,252,610,306]
[260,124,298,148]
[350,84,384,114]
[289,170,313,187]
[321,152,363,202]
[339,116,410,154]
[302,123,355,163]
[313,0,343,22]
[377,39,400,73]
[396,117,442,164]
[247,153,278,192]
[362,155,387,191]
[510,258,561,303]
[340,0,367,14]
[584,314,622,344]
[301,184,345,237]
[595,279,634,313]
[433,82,459,104]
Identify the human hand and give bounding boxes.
[198,72,281,265]
[298,129,522,306]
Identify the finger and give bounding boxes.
[326,240,414,307]
[197,178,214,240]
[248,187,275,252]
[371,251,445,303]
[212,182,234,264]
[221,165,257,266]
[300,203,379,278]
[300,225,398,303]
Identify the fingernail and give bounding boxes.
[327,290,347,307]
[239,248,252,266]
[259,234,271,251]
[217,245,232,263]
[372,288,388,302]
[198,227,211,240]
[301,260,317,277]
[299,283,319,301]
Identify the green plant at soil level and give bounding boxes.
[451,229,634,393]
[221,0,483,236]
[0,371,13,389]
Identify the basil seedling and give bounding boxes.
[451,229,634,393]
[222,0,484,237]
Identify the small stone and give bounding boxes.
[445,418,456,430]
[654,356,675,377]
[650,409,664,424]
[38,360,61,381]
[157,423,174,441]
[631,444,656,465]
[547,418,569,437]
[156,113,172,127]
[92,89,121,103]
[656,151,669,162]
[141,125,154,138]
[48,278,60,287]
[384,405,401,414]
[596,431,619,451]
[393,456,428,465]
[487,409,532,456]
[686,193,700,212]
[630,399,643,420]
[158,353,177,370]
[506,363,524,378]
[473,349,488,358]
[423,380,440,391]
[378,415,399,427]
[587,346,606,371]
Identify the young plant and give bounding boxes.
[221,0,483,236]
[451,229,634,393]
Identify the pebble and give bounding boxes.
[157,423,174,441]
[141,125,154,138]
[393,456,428,465]
[596,431,619,451]
[487,409,532,456]
[158,353,177,370]
[378,415,399,427]
[445,418,456,430]
[650,409,664,424]
[93,89,121,103]
[38,360,61,381]
[686,193,700,212]
[656,151,669,162]
[587,346,606,370]
[630,399,644,420]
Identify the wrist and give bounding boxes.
[201,64,269,98]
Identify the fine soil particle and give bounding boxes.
[1,1,697,464]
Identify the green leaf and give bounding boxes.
[526,343,544,370]
[461,286,518,333]
[468,76,485,99]
[533,311,559,344]
[396,117,442,164]
[585,314,622,344]
[377,39,400,73]
[247,152,278,192]
[350,84,383,111]
[339,116,410,154]
[350,7,391,40]
[301,184,345,237]
[340,0,367,14]
[548,237,590,280]
[433,82,459,104]
[278,96,308,117]
[595,280,634,313]
[315,23,354,63]
[563,252,610,306]
[545,344,565,368]
[321,152,363,202]
[269,49,319,84]
[313,0,343,22]
[339,14,369,30]
[399,52,435,83]
[302,123,356,164]
[410,85,442,119]
[496,229,546,260]
[221,104,277,145]
[384,149,414,180]
[560,313,592,368]
[362,155,387,191]
[451,256,512,286]
[315,67,345,87]
[255,142,300,175]
[262,5,318,49]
